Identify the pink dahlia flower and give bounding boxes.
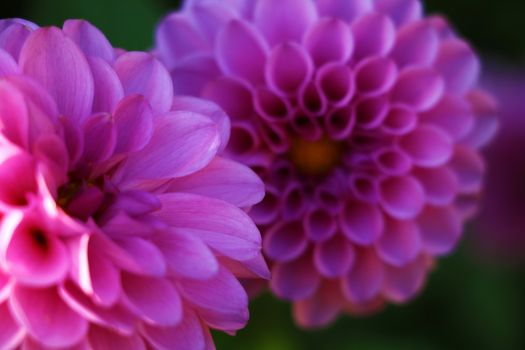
[475,67,525,261]
[155,0,498,328]
[0,18,267,349]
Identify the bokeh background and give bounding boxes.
[1,0,524,349]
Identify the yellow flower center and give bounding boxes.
[289,136,343,177]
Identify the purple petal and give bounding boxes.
[266,42,313,96]
[0,80,29,147]
[304,208,337,243]
[315,0,373,23]
[421,94,474,140]
[254,0,318,46]
[264,221,308,263]
[304,18,353,67]
[435,39,480,95]
[449,145,485,193]
[88,56,124,113]
[400,125,453,167]
[170,53,221,95]
[391,67,444,111]
[114,52,173,114]
[153,193,261,260]
[292,280,343,328]
[19,27,94,125]
[382,255,426,302]
[376,218,421,266]
[216,19,268,84]
[0,21,34,61]
[113,95,153,154]
[374,0,422,27]
[10,286,88,348]
[355,56,397,96]
[379,176,425,220]
[271,253,321,300]
[382,105,417,135]
[81,113,117,164]
[88,326,146,350]
[63,20,114,62]
[325,105,356,140]
[249,185,281,225]
[340,201,384,245]
[342,248,383,302]
[116,111,219,186]
[417,206,462,255]
[114,237,167,277]
[316,63,355,107]
[178,266,248,331]
[122,273,182,326]
[202,76,253,121]
[0,49,19,77]
[391,20,439,68]
[168,156,264,207]
[413,166,458,206]
[314,235,355,278]
[351,13,395,59]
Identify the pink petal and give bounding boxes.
[417,206,462,255]
[141,307,206,350]
[382,255,427,302]
[113,95,153,154]
[421,94,474,140]
[216,19,267,84]
[413,166,458,205]
[122,273,182,326]
[304,18,353,67]
[435,39,480,95]
[374,0,422,27]
[351,13,395,59]
[116,111,219,186]
[81,112,117,164]
[265,42,313,96]
[153,229,219,280]
[355,94,389,129]
[63,20,114,62]
[115,237,167,277]
[178,267,248,331]
[88,326,146,350]
[114,52,173,114]
[264,221,308,263]
[153,193,261,260]
[342,248,383,303]
[19,27,94,125]
[355,56,397,97]
[292,280,343,328]
[168,156,264,207]
[391,20,439,68]
[172,96,230,152]
[339,201,384,245]
[379,176,425,219]
[374,148,412,175]
[271,253,321,300]
[376,218,421,267]
[399,125,453,167]
[314,235,355,278]
[382,105,417,135]
[0,302,24,349]
[391,67,444,111]
[315,0,373,23]
[88,56,124,113]
[254,0,318,46]
[462,90,498,148]
[0,80,29,147]
[10,286,88,348]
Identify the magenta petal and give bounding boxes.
[0,49,19,77]
[153,193,261,260]
[254,0,317,46]
[113,95,153,154]
[400,125,453,167]
[304,208,337,243]
[63,20,114,62]
[375,0,422,27]
[435,39,480,94]
[379,176,425,220]
[189,1,238,43]
[413,166,457,206]
[19,27,94,125]
[88,326,146,350]
[314,235,355,278]
[391,67,444,111]
[178,267,248,331]
[421,94,474,140]
[392,20,439,68]
[264,221,307,263]
[418,206,462,255]
[115,237,167,277]
[0,22,33,61]
[10,286,88,348]
[316,63,355,107]
[88,57,124,113]
[168,156,264,207]
[82,113,117,164]
[153,229,219,280]
[355,56,397,96]
[342,248,383,302]
[271,253,320,300]
[0,302,24,349]
[382,256,426,302]
[351,13,395,59]
[382,105,417,135]
[463,90,498,148]
[114,52,173,114]
[266,42,313,96]
[117,111,219,186]
[216,19,267,84]
[122,273,182,326]
[304,18,353,67]
[249,185,280,225]
[0,80,29,147]
[315,0,372,23]
[202,77,254,121]
[141,307,206,350]
[376,218,421,267]
[172,96,231,152]
[340,201,384,245]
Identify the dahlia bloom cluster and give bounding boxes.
[156,0,497,327]
[476,67,525,260]
[0,19,267,349]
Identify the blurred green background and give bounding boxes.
[1,0,524,349]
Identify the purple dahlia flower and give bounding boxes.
[0,18,267,349]
[155,0,497,327]
[475,67,525,261]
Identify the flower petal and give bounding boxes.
[0,302,24,349]
[113,95,153,154]
[88,326,146,350]
[63,19,114,62]
[376,218,421,267]
[271,253,320,300]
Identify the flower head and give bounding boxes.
[0,18,266,349]
[156,0,497,327]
